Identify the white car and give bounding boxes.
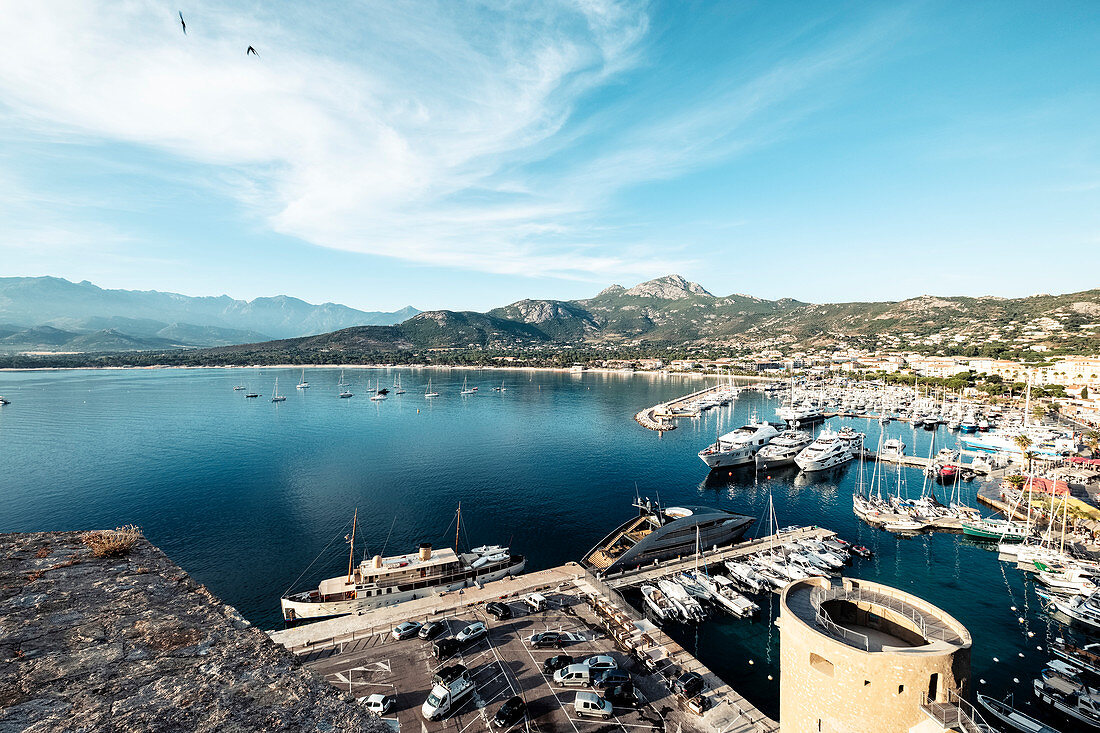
[361,693,396,714]
[456,621,487,644]
[583,655,617,672]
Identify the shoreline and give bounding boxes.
[0,363,776,381]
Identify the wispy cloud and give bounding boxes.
[0,1,905,282]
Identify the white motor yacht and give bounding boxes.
[881,439,906,458]
[794,428,857,472]
[755,430,813,468]
[698,420,780,469]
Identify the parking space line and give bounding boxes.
[517,635,579,733]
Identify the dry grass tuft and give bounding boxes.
[81,525,142,558]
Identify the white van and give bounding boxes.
[574,691,613,719]
[421,676,475,720]
[553,664,592,688]
[524,592,549,612]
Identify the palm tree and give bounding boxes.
[1086,430,1100,456]
[1014,434,1034,472]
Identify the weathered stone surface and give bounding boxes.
[0,531,388,732]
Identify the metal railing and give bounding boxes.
[920,690,992,733]
[810,583,961,647]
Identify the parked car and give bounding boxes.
[593,669,630,690]
[432,664,469,686]
[672,671,705,698]
[391,621,422,640]
[573,691,613,719]
[582,655,617,672]
[486,602,512,620]
[553,664,593,688]
[419,621,446,640]
[456,621,488,644]
[524,593,548,611]
[432,637,460,659]
[361,693,396,715]
[604,683,640,708]
[491,696,527,729]
[542,654,574,675]
[529,631,562,648]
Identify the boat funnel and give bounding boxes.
[419,543,432,562]
[371,555,382,569]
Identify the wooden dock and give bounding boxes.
[602,526,834,590]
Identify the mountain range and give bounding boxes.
[4,274,1099,359]
[191,274,1100,360]
[0,277,419,353]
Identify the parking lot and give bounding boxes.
[301,589,682,733]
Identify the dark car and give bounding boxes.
[605,682,640,708]
[432,664,469,686]
[672,671,705,698]
[486,602,513,620]
[594,669,630,690]
[542,654,574,675]
[529,631,562,648]
[492,696,527,729]
[419,621,446,640]
[432,637,460,660]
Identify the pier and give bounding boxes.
[602,526,834,590]
[635,383,746,431]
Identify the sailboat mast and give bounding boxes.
[454,503,462,553]
[346,508,358,584]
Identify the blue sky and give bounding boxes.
[1,0,1098,312]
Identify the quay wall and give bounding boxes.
[0,531,387,733]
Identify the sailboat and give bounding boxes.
[460,375,477,395]
[394,374,406,394]
[370,378,386,401]
[425,378,440,398]
[296,370,309,389]
[338,369,353,398]
[271,378,286,402]
[492,379,506,392]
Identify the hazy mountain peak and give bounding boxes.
[597,284,625,296]
[623,274,712,299]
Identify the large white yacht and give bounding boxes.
[794,427,859,472]
[280,509,525,625]
[698,420,779,469]
[754,430,813,468]
[776,401,825,426]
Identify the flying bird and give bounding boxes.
[246,46,258,56]
[179,11,186,34]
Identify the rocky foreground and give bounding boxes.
[0,531,387,732]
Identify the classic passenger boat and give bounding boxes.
[280,506,525,625]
